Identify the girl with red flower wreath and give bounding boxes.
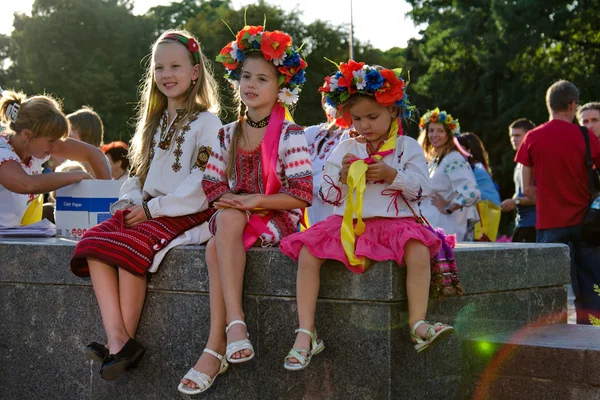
[279,61,456,370]
[178,25,313,395]
[69,30,223,381]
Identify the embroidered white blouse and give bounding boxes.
[0,134,50,228]
[119,109,222,272]
[319,135,432,219]
[420,151,480,241]
[304,123,350,225]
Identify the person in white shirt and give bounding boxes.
[304,96,351,225]
[69,30,222,381]
[0,89,110,228]
[280,62,455,371]
[417,108,481,241]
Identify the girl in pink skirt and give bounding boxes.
[279,61,455,370]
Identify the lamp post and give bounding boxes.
[349,0,354,59]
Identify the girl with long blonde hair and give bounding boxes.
[70,30,223,381]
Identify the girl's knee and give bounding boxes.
[215,208,247,231]
[404,239,429,255]
[299,246,325,268]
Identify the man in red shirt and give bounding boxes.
[516,80,600,324]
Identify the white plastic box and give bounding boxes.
[55,180,124,238]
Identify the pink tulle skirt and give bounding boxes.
[279,215,442,274]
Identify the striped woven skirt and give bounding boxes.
[70,208,215,277]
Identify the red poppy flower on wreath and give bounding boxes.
[187,38,199,53]
[339,60,364,80]
[218,43,238,70]
[260,30,291,61]
[337,75,356,94]
[319,76,332,92]
[374,69,405,106]
[335,110,353,128]
[236,25,264,50]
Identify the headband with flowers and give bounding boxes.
[215,25,307,106]
[162,33,201,64]
[419,107,460,136]
[318,60,412,128]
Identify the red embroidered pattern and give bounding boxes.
[171,111,199,173]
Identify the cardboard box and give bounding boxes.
[55,180,124,238]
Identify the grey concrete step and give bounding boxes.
[0,238,571,399]
[463,324,600,399]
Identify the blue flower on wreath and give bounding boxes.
[236,49,246,62]
[290,70,306,85]
[226,69,239,81]
[364,69,384,91]
[283,51,300,67]
[438,113,447,123]
[325,96,337,108]
[253,40,261,49]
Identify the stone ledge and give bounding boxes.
[0,238,571,302]
[462,324,600,398]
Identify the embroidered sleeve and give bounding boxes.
[387,137,432,202]
[443,153,480,207]
[318,138,349,206]
[202,126,232,204]
[278,124,313,205]
[146,113,222,217]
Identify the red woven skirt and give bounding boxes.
[70,208,215,277]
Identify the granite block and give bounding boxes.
[0,239,571,301]
[455,243,571,295]
[466,375,600,400]
[254,296,392,399]
[0,284,97,400]
[463,325,600,399]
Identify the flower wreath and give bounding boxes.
[215,25,307,106]
[318,60,412,128]
[163,33,201,64]
[419,107,460,136]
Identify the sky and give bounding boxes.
[0,0,422,50]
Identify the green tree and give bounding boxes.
[4,0,154,142]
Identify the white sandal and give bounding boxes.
[177,348,229,395]
[225,320,255,363]
[283,328,325,371]
[410,320,454,353]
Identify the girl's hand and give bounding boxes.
[366,158,397,183]
[124,205,148,227]
[214,194,263,211]
[341,153,357,184]
[431,193,449,214]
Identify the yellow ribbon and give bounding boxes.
[341,119,399,269]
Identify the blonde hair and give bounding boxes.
[130,29,221,186]
[0,90,68,140]
[225,52,278,178]
[67,106,104,147]
[418,121,457,162]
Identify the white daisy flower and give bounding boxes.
[229,41,239,60]
[329,77,339,91]
[353,69,366,90]
[271,53,287,66]
[278,87,299,105]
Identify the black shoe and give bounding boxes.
[86,342,109,363]
[99,338,145,381]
